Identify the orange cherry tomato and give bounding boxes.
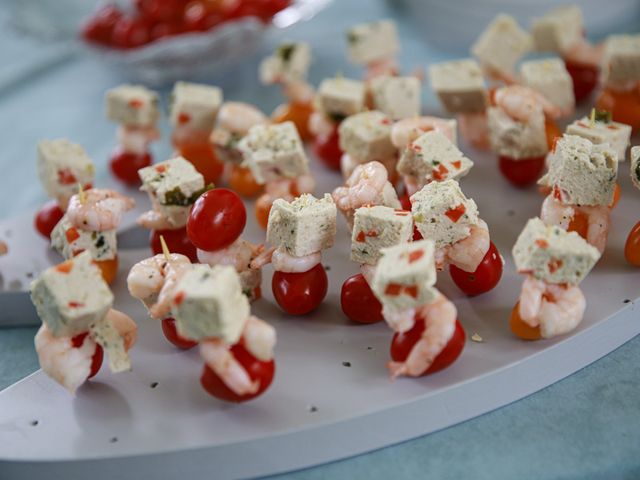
[510,302,542,340]
[624,220,640,267]
[94,257,119,285]
[255,193,272,230]
[610,183,621,209]
[567,211,589,240]
[228,165,262,198]
[596,87,640,132]
[544,118,562,151]
[178,142,224,184]
[272,102,314,142]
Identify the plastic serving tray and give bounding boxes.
[0,141,638,480]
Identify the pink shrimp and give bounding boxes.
[67,188,135,232]
[494,85,562,121]
[391,116,457,149]
[445,219,491,273]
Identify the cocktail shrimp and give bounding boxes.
[443,220,491,273]
[494,85,562,122]
[391,116,457,149]
[66,188,135,232]
[332,161,389,211]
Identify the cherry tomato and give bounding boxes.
[596,87,640,132]
[81,5,123,45]
[272,102,314,141]
[150,21,184,41]
[178,143,224,185]
[399,193,411,211]
[390,317,465,375]
[498,155,545,187]
[111,16,151,49]
[71,332,104,379]
[610,183,621,209]
[187,188,246,251]
[509,302,542,340]
[161,317,198,349]
[449,241,502,296]
[272,263,328,315]
[624,220,640,267]
[150,227,198,262]
[412,225,423,241]
[567,211,589,240]
[228,165,262,198]
[340,274,383,324]
[34,201,65,240]
[255,193,272,230]
[313,125,342,171]
[109,148,152,185]
[183,1,209,31]
[200,340,275,402]
[544,118,562,151]
[564,59,599,104]
[136,0,184,23]
[94,257,119,285]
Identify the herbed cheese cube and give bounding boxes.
[411,179,479,248]
[139,156,206,228]
[487,106,548,159]
[51,215,117,261]
[239,121,309,183]
[346,20,400,65]
[566,115,632,161]
[30,251,113,338]
[428,59,487,114]
[37,139,95,208]
[338,111,396,162]
[173,264,249,344]
[520,58,575,114]
[105,84,160,127]
[371,239,437,312]
[471,14,532,78]
[602,34,640,84]
[267,193,337,257]
[89,318,130,373]
[631,146,640,190]
[260,42,312,83]
[170,81,222,132]
[531,5,583,53]
[317,77,366,119]
[369,76,421,120]
[541,135,617,206]
[351,206,413,266]
[512,217,600,285]
[397,131,473,183]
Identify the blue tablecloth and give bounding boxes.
[1,1,639,478]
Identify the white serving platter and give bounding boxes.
[0,139,638,480]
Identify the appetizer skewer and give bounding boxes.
[624,146,640,266]
[346,20,401,81]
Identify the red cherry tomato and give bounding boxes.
[340,274,383,324]
[564,59,599,104]
[81,5,123,45]
[200,341,275,402]
[71,332,104,379]
[34,201,65,240]
[624,220,640,267]
[150,21,183,41]
[187,188,246,251]
[136,0,184,23]
[498,155,545,187]
[449,241,503,296]
[150,227,198,262]
[272,263,328,315]
[399,192,411,211]
[109,148,152,185]
[412,225,423,241]
[390,317,465,375]
[313,125,342,171]
[161,317,198,349]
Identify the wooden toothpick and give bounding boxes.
[78,184,87,204]
[159,235,171,261]
[589,108,596,127]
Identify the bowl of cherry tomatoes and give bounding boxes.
[81,0,330,85]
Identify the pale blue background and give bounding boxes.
[1,1,639,479]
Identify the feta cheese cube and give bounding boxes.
[37,139,95,208]
[30,251,113,338]
[260,42,312,83]
[369,76,421,120]
[267,194,337,257]
[139,156,205,228]
[51,215,117,261]
[346,20,400,65]
[428,59,487,114]
[211,102,267,165]
[397,131,473,183]
[239,121,309,184]
[471,14,532,78]
[105,84,160,127]
[541,135,618,206]
[338,111,396,162]
[371,239,438,312]
[411,179,479,248]
[531,5,583,53]
[602,34,640,84]
[173,264,249,344]
[487,107,548,159]
[89,317,130,373]
[513,217,600,285]
[317,77,366,119]
[520,58,575,114]
[170,81,222,132]
[631,146,640,189]
[566,115,632,161]
[351,206,413,265]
